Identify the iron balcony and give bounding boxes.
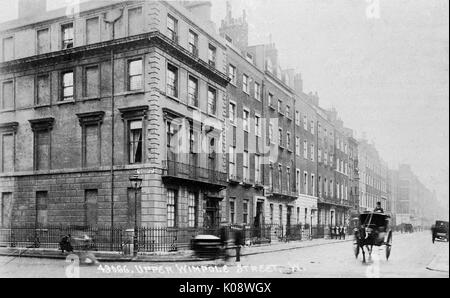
[162,160,227,190]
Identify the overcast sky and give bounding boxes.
[0,0,449,206]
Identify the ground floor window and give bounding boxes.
[230,198,235,224]
[243,200,249,224]
[167,189,177,227]
[188,191,198,228]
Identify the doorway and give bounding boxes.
[204,199,220,229]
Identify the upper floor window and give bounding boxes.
[295,111,300,126]
[277,99,282,113]
[37,29,50,55]
[255,155,261,184]
[36,74,50,106]
[268,121,274,142]
[167,15,178,42]
[254,82,261,101]
[286,105,290,118]
[166,63,178,97]
[243,109,249,132]
[86,17,100,44]
[246,53,254,63]
[228,64,236,85]
[278,165,283,191]
[29,118,54,171]
[286,132,291,149]
[128,59,143,91]
[1,80,14,110]
[310,120,315,134]
[278,128,283,147]
[229,102,236,124]
[229,146,236,177]
[207,87,217,115]
[303,115,308,130]
[128,120,143,164]
[128,7,143,36]
[61,71,74,101]
[208,44,216,67]
[188,75,198,107]
[242,74,249,94]
[1,133,14,173]
[243,151,249,181]
[188,30,198,56]
[255,115,261,137]
[2,37,14,61]
[84,65,100,98]
[303,172,308,194]
[61,23,74,49]
[268,93,274,107]
[303,140,308,159]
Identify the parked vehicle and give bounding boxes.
[432,221,449,243]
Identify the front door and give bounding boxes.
[204,199,220,229]
[286,206,292,236]
[256,201,264,226]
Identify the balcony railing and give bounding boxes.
[162,160,227,187]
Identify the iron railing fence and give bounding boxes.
[0,224,351,252]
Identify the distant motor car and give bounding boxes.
[432,221,449,243]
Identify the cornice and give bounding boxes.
[76,111,105,126]
[0,121,19,133]
[29,117,54,131]
[119,105,149,119]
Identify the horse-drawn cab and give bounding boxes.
[353,212,393,263]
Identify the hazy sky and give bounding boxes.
[0,0,449,205]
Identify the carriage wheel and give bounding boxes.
[385,231,392,260]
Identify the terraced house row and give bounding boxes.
[1,0,393,233]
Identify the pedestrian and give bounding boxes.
[233,228,244,262]
[219,225,229,261]
[59,234,73,254]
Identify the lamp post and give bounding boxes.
[129,174,142,257]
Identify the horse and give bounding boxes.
[353,226,377,263]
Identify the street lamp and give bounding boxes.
[129,174,142,257]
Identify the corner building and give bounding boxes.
[0,0,229,229]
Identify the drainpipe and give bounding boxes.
[103,7,124,248]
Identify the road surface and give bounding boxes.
[0,231,447,278]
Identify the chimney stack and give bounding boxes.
[184,1,213,22]
[294,73,303,93]
[18,0,47,20]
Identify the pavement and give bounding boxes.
[0,236,353,263]
[426,241,449,273]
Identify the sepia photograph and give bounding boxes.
[0,0,448,282]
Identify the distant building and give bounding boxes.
[357,139,389,213]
